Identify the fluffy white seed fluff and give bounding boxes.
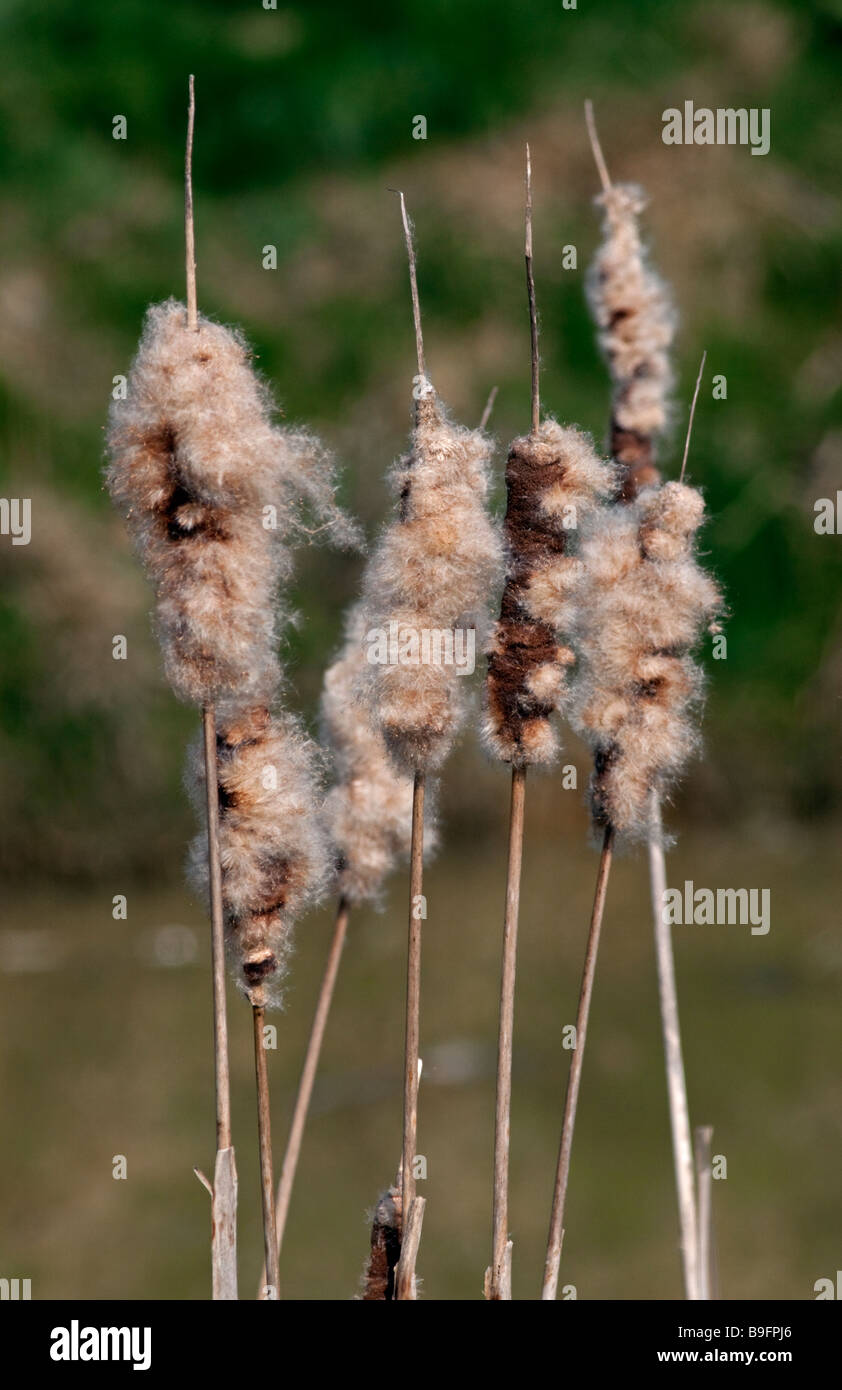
[186,704,332,1007]
[106,298,359,706]
[572,481,721,841]
[587,185,676,498]
[321,601,438,905]
[360,393,503,772]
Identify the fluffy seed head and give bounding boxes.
[361,393,503,772]
[572,480,722,840]
[484,420,615,766]
[186,705,332,1007]
[587,185,676,499]
[105,298,358,706]
[321,601,437,905]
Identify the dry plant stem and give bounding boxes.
[679,351,707,484]
[202,704,237,1298]
[185,75,197,331]
[394,1196,426,1302]
[542,823,615,1300]
[695,1124,715,1300]
[649,788,699,1299]
[584,98,612,194]
[267,896,351,1282]
[479,385,499,433]
[392,189,426,382]
[253,998,279,1299]
[524,145,540,435]
[489,764,527,1300]
[396,771,426,1299]
[488,150,541,1300]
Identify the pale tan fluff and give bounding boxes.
[321,601,437,905]
[106,298,358,706]
[186,705,332,1005]
[587,185,676,498]
[573,481,721,841]
[361,393,503,772]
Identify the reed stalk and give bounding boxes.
[487,149,539,1300]
[648,790,699,1300]
[695,1124,715,1300]
[190,76,238,1300]
[541,823,614,1299]
[397,770,425,1298]
[253,994,279,1299]
[259,896,351,1293]
[489,763,526,1298]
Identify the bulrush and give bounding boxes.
[585,104,675,500]
[105,80,357,1303]
[485,147,614,1301]
[544,107,698,1303]
[360,191,502,1298]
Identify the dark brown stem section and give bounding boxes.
[489,764,527,1299]
[253,999,279,1299]
[266,896,351,1285]
[397,770,425,1297]
[486,434,573,761]
[542,823,615,1300]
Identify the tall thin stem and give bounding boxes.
[391,189,426,383]
[253,997,279,1299]
[202,704,237,1298]
[488,763,527,1299]
[262,896,351,1289]
[649,788,699,1299]
[542,823,614,1300]
[524,146,540,436]
[478,385,499,433]
[695,1124,715,1300]
[584,98,612,194]
[185,75,198,331]
[396,771,426,1298]
[679,351,707,484]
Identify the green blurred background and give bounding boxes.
[0,0,840,1299]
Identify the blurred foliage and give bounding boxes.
[0,0,840,878]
